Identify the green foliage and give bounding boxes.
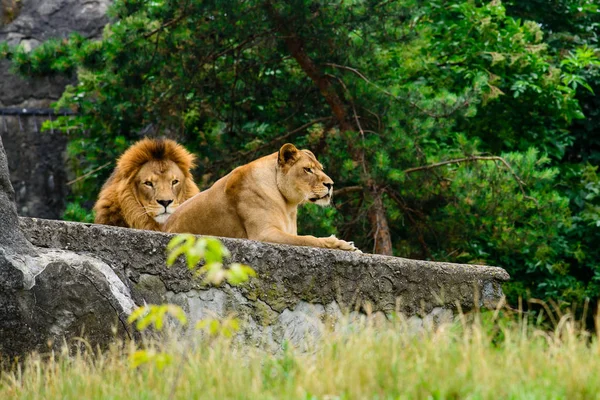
[2,0,600,309]
[127,303,187,332]
[166,234,256,286]
[195,317,241,338]
[129,349,173,371]
[127,234,249,370]
[62,201,94,223]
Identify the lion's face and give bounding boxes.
[94,138,199,231]
[277,143,334,206]
[134,160,187,224]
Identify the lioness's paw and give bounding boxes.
[347,241,362,252]
[325,235,361,252]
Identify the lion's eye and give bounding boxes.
[144,181,153,187]
[304,167,313,174]
[172,179,180,185]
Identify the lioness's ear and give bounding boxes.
[278,143,300,166]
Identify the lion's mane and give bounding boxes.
[93,138,199,230]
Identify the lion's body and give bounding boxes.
[164,143,357,251]
[93,138,199,231]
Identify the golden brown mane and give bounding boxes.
[93,138,199,231]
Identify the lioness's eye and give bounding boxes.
[144,181,153,187]
[172,179,180,185]
[304,167,313,174]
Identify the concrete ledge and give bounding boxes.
[16,216,509,351]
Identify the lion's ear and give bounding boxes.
[278,143,300,166]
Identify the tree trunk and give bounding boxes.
[368,185,393,255]
[266,3,393,255]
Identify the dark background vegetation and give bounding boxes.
[1,0,599,311]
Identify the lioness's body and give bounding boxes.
[164,144,357,251]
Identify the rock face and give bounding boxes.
[19,216,510,353]
[0,0,110,107]
[0,134,29,250]
[0,0,111,219]
[1,115,69,219]
[0,136,134,360]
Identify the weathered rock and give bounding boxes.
[0,136,134,360]
[1,115,69,219]
[1,0,112,219]
[0,135,30,251]
[19,216,510,352]
[0,0,111,107]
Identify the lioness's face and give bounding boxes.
[135,160,186,224]
[277,143,334,206]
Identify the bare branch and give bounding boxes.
[334,186,364,197]
[385,188,431,258]
[403,156,539,206]
[143,15,185,39]
[326,73,368,176]
[67,162,112,186]
[238,117,333,158]
[324,63,469,119]
[203,117,333,175]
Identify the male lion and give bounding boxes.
[164,143,358,251]
[93,138,200,231]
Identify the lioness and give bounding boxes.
[164,143,358,251]
[94,138,200,231]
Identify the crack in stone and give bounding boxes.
[78,270,132,341]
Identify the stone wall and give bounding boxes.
[0,0,111,218]
[18,216,509,354]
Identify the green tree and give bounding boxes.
[1,0,598,307]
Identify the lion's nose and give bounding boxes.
[323,182,333,191]
[157,199,173,208]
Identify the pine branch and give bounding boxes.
[239,117,332,157]
[265,3,354,132]
[202,117,333,175]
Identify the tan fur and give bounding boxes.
[164,143,358,251]
[94,138,200,231]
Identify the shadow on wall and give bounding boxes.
[0,110,69,219]
[0,0,112,219]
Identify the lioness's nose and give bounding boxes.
[157,199,173,208]
[324,182,333,191]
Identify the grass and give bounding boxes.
[1,307,599,400]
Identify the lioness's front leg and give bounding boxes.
[254,228,360,252]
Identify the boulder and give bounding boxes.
[0,136,134,360]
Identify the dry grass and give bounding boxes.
[1,308,599,400]
[0,0,21,25]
